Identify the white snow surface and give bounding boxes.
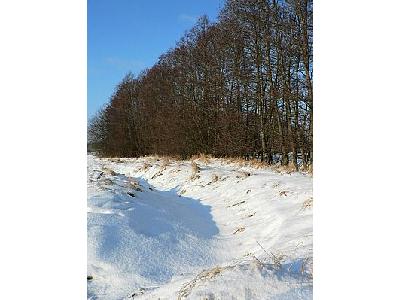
[87,155,313,299]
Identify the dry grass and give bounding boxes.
[147,154,183,162]
[128,153,312,176]
[225,157,269,169]
[102,178,114,186]
[230,200,246,207]
[248,160,269,169]
[101,166,117,176]
[108,158,122,163]
[246,212,256,218]
[233,226,245,234]
[225,157,248,167]
[190,174,200,181]
[270,162,298,174]
[211,174,219,183]
[191,153,213,164]
[270,252,287,270]
[279,190,289,197]
[160,157,170,168]
[176,250,311,300]
[257,242,313,279]
[236,170,251,179]
[225,156,313,175]
[140,162,151,172]
[151,164,167,179]
[301,163,313,174]
[178,266,225,299]
[191,161,200,173]
[189,161,201,180]
[301,197,313,211]
[129,179,143,192]
[170,168,181,174]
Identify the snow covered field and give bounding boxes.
[87,155,313,299]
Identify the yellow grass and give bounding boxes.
[212,174,219,183]
[190,161,200,173]
[190,153,213,164]
[132,154,312,175]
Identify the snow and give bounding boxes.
[87,155,313,299]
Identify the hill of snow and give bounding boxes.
[87,155,313,299]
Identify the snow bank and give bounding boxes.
[87,155,312,299]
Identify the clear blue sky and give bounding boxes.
[88,0,224,119]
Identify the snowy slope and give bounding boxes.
[87,155,313,299]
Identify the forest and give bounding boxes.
[88,0,313,170]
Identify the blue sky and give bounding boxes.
[88,0,224,119]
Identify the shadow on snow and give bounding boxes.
[88,176,219,283]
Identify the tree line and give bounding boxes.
[88,0,313,169]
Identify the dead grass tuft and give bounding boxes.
[227,157,248,167]
[236,170,251,179]
[212,174,219,183]
[140,162,151,172]
[301,197,313,210]
[191,153,213,164]
[301,163,313,174]
[279,190,289,197]
[246,212,256,218]
[101,166,117,176]
[270,163,298,174]
[270,252,287,269]
[160,157,170,168]
[189,161,201,180]
[190,174,200,181]
[109,158,122,163]
[102,178,114,186]
[249,160,269,169]
[233,226,245,234]
[225,157,269,169]
[178,267,225,299]
[230,200,246,207]
[151,164,167,179]
[129,179,143,192]
[191,161,200,173]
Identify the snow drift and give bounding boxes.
[87,155,312,299]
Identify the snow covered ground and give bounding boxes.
[87,155,313,299]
